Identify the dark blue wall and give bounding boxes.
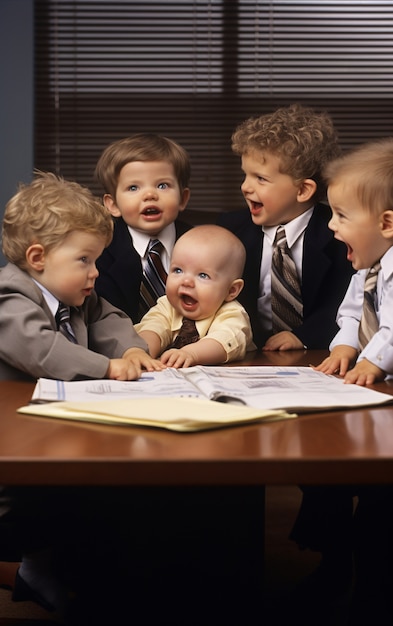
[0,0,34,265]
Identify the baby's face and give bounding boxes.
[327,180,390,270]
[166,239,236,320]
[105,160,189,236]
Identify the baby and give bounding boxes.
[136,224,255,367]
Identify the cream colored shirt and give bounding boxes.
[135,295,256,362]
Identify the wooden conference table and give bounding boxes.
[1,349,393,487]
[1,350,393,625]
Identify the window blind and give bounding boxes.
[34,0,393,219]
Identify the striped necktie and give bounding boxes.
[358,261,381,351]
[139,239,167,319]
[271,225,303,333]
[169,318,200,349]
[56,302,78,343]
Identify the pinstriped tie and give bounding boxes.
[139,239,167,319]
[56,302,78,343]
[358,261,381,351]
[271,226,303,333]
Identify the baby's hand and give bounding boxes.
[343,358,385,386]
[122,347,166,372]
[314,345,358,377]
[160,348,197,368]
[262,331,304,351]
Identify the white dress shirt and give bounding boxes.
[129,223,176,273]
[330,245,393,377]
[257,208,314,331]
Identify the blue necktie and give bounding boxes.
[56,302,78,343]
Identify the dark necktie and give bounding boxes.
[139,239,167,319]
[358,261,381,351]
[56,302,78,343]
[169,318,200,349]
[271,226,303,333]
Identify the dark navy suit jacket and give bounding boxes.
[218,204,354,349]
[95,217,191,323]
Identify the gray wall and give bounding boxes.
[0,0,34,265]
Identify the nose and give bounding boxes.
[144,187,158,200]
[181,273,194,287]
[328,214,337,232]
[90,264,99,279]
[241,175,253,195]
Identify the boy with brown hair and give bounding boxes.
[94,133,192,322]
[290,138,393,625]
[219,103,353,350]
[316,136,393,384]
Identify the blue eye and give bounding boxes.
[158,182,169,190]
[199,272,210,280]
[128,185,138,191]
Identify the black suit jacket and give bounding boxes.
[95,217,191,323]
[218,205,354,349]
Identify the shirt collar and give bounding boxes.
[380,246,393,280]
[263,207,314,248]
[128,223,176,259]
[172,307,216,335]
[32,279,59,317]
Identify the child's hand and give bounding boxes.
[106,349,165,380]
[314,345,358,377]
[160,348,197,368]
[343,358,385,386]
[122,347,166,372]
[262,331,304,351]
[106,358,142,380]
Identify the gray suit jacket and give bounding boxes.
[0,263,147,381]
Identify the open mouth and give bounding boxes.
[142,206,161,217]
[250,201,263,213]
[180,294,197,307]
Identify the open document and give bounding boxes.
[17,365,393,432]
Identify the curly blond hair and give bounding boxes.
[232,103,340,201]
[2,171,113,269]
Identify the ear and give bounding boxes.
[177,187,191,213]
[380,210,393,239]
[224,278,244,302]
[25,243,45,271]
[103,194,122,218]
[297,178,317,203]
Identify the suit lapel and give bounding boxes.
[302,204,334,305]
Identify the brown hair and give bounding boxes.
[2,171,113,269]
[324,137,393,216]
[94,133,191,198]
[232,103,340,201]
